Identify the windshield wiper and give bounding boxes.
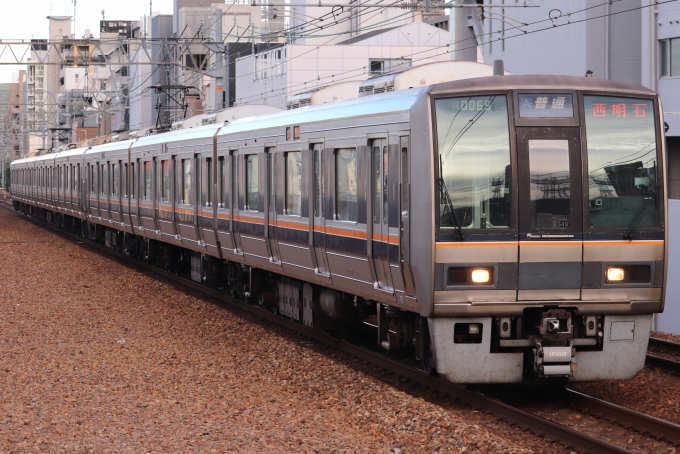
[438,156,464,241]
[622,186,657,241]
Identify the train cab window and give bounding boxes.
[285,152,302,216]
[335,148,358,222]
[181,159,191,205]
[245,154,259,211]
[161,159,170,202]
[218,157,226,208]
[144,161,151,200]
[205,158,212,207]
[584,96,659,229]
[434,95,511,229]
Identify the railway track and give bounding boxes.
[647,338,680,376]
[3,201,680,453]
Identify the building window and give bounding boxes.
[335,148,358,222]
[660,38,680,77]
[254,48,286,81]
[285,152,302,216]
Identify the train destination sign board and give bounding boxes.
[518,93,574,118]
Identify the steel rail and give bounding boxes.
[649,337,680,356]
[0,203,649,454]
[646,338,680,376]
[646,354,680,376]
[563,389,680,445]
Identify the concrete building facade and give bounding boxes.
[235,22,451,109]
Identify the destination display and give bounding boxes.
[518,93,574,118]
[589,100,648,118]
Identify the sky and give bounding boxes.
[0,0,174,83]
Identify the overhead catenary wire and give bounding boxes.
[232,0,677,105]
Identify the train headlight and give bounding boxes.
[471,269,491,284]
[606,267,625,282]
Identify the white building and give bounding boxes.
[235,22,451,109]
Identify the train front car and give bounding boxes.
[423,76,666,384]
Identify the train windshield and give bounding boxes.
[434,95,511,230]
[584,96,659,229]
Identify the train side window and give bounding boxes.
[245,154,259,211]
[181,158,191,205]
[285,151,302,216]
[90,165,95,194]
[293,125,301,140]
[335,148,358,222]
[205,158,212,207]
[76,164,80,193]
[218,157,226,208]
[161,159,170,202]
[144,161,151,200]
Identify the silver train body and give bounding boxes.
[10,75,667,384]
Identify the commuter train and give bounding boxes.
[9,75,667,384]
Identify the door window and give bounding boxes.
[246,154,259,211]
[528,140,571,229]
[182,159,191,205]
[218,157,226,208]
[144,161,151,200]
[314,149,324,217]
[161,160,170,202]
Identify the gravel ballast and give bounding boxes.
[0,210,563,452]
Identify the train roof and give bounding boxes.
[131,124,222,149]
[83,139,135,155]
[218,86,429,138]
[55,147,89,159]
[11,75,656,168]
[429,74,657,97]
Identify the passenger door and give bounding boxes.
[517,127,583,300]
